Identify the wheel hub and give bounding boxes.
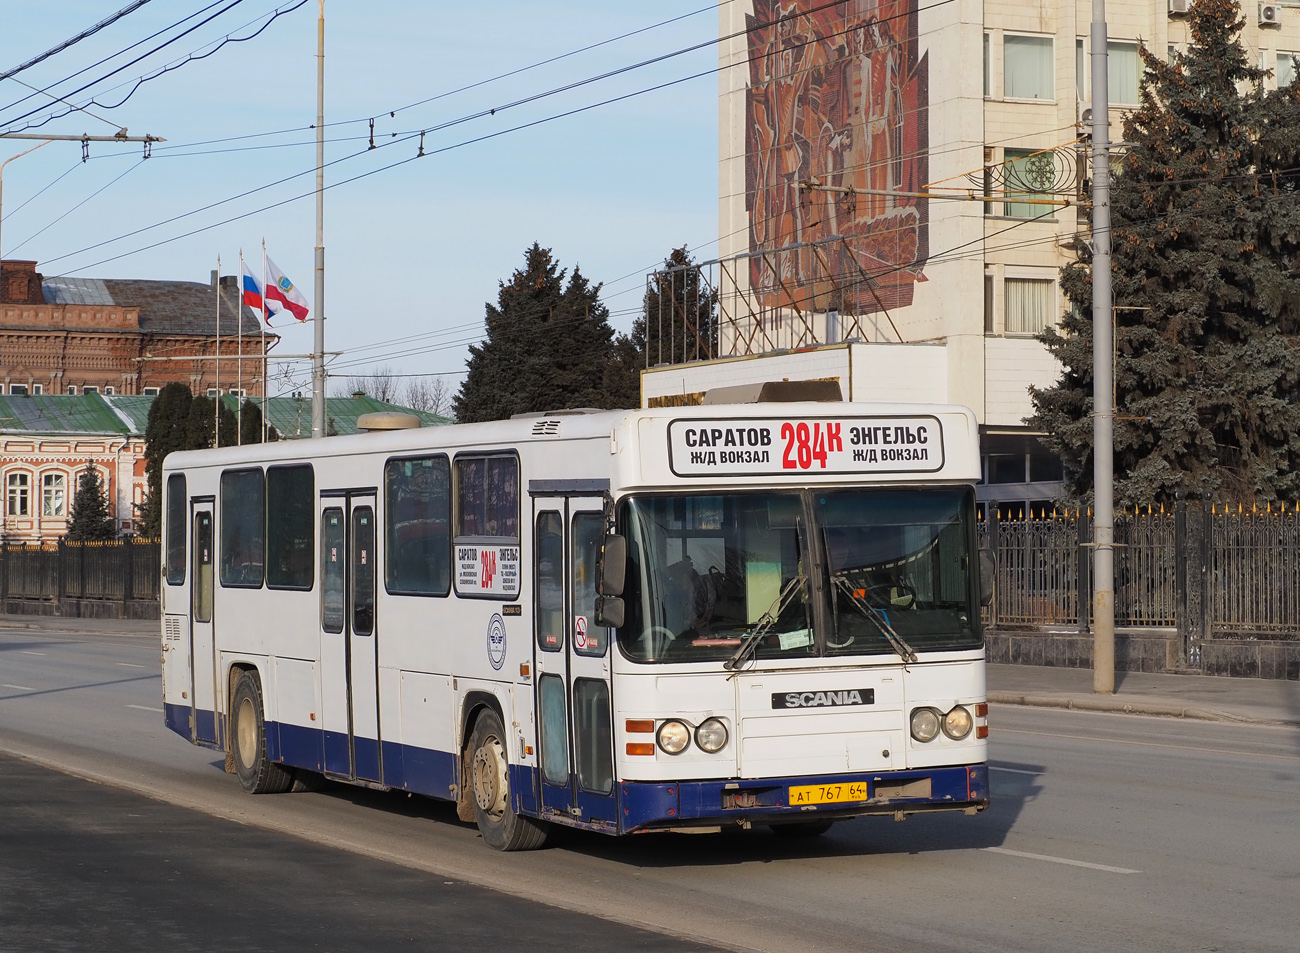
[236,697,257,770]
[471,734,507,816]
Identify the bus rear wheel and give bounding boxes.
[231,671,293,795]
[467,709,549,851]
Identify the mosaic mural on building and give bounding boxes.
[745,0,929,313]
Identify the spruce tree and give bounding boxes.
[66,466,117,540]
[1031,0,1300,503]
[143,382,194,536]
[454,243,619,422]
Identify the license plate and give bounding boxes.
[788,782,868,805]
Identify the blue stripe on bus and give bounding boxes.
[165,707,986,831]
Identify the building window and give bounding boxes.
[42,473,66,518]
[104,385,116,395]
[1005,278,1056,334]
[83,386,99,394]
[143,387,159,396]
[1002,149,1053,218]
[1076,38,1086,100]
[1278,52,1299,88]
[1004,34,1054,100]
[9,384,27,396]
[66,386,78,395]
[1108,41,1141,105]
[31,384,42,395]
[207,388,220,397]
[984,275,995,333]
[7,472,30,517]
[983,33,991,97]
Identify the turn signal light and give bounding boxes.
[976,726,989,739]
[625,719,654,733]
[975,703,988,717]
[626,742,654,756]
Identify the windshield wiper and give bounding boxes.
[723,573,806,675]
[831,573,918,663]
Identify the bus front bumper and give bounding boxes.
[618,764,988,834]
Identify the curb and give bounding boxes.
[988,691,1292,726]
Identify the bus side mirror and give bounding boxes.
[599,534,626,597]
[595,596,625,628]
[978,543,995,607]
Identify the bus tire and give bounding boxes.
[769,819,835,837]
[467,709,549,851]
[231,671,293,795]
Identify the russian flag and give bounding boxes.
[240,259,264,311]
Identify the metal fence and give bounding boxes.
[983,501,1300,643]
[1,538,160,610]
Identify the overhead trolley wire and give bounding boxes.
[0,0,158,84]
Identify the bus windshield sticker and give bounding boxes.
[667,416,945,477]
[455,543,521,598]
[486,614,507,670]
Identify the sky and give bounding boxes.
[0,0,720,398]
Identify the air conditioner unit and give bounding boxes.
[1168,0,1190,15]
[1077,101,1094,127]
[1260,3,1281,26]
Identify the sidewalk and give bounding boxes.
[989,663,1300,727]
[0,615,157,638]
[4,615,1297,727]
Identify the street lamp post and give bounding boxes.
[0,140,53,260]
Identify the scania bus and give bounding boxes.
[161,395,990,850]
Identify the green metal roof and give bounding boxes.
[225,394,450,439]
[0,393,449,439]
[0,394,131,436]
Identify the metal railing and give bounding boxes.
[1,538,160,610]
[982,500,1300,646]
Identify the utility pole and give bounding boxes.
[311,0,327,439]
[1090,1,1115,694]
[0,132,162,261]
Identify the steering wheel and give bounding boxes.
[638,626,675,659]
[858,580,917,609]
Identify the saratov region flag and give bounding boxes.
[264,255,310,322]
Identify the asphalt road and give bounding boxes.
[2,627,1298,953]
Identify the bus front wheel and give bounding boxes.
[467,709,549,851]
[231,671,293,795]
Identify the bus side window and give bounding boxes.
[220,468,265,588]
[384,455,450,596]
[165,474,186,585]
[266,465,314,589]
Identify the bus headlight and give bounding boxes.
[694,718,728,753]
[910,707,941,742]
[657,720,691,755]
[943,706,973,740]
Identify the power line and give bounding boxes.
[0,0,158,84]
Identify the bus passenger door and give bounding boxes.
[533,497,615,828]
[319,493,382,783]
[190,502,220,746]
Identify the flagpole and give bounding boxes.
[312,0,327,439]
[262,240,269,443]
[237,250,244,446]
[215,253,221,447]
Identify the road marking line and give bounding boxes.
[2,684,34,691]
[20,651,46,656]
[116,663,146,669]
[983,846,1140,874]
[127,704,164,713]
[989,766,1040,776]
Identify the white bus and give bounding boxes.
[161,395,991,850]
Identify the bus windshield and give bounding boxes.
[817,487,980,656]
[616,487,980,664]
